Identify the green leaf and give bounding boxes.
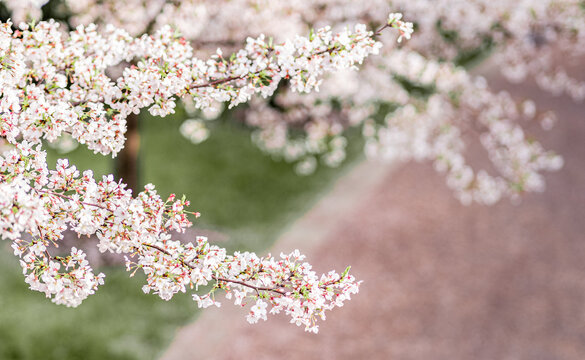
[341,266,351,279]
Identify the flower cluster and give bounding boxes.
[1,143,358,331]
[203,0,574,203]
[179,119,210,145]
[4,0,570,205]
[0,14,410,331]
[3,0,582,104]
[0,17,388,157]
[360,50,564,204]
[133,240,360,333]
[243,46,564,204]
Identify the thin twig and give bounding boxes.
[142,243,287,295]
[36,188,109,211]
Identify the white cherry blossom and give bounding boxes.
[0,14,411,332]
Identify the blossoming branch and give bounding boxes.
[0,13,413,333]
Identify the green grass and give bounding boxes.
[0,108,364,360]
[140,107,364,252]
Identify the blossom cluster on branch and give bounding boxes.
[0,15,392,155]
[226,0,579,204]
[8,0,579,205]
[3,0,579,204]
[0,12,412,332]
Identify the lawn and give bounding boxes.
[0,107,364,360]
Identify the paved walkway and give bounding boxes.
[161,66,585,360]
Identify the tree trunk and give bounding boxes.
[116,112,140,195]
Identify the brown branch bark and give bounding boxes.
[142,243,287,296]
[36,189,109,211]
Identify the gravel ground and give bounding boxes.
[161,65,585,360]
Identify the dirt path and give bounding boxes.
[161,67,585,360]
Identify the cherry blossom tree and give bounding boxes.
[1,0,583,333]
[0,6,414,333]
[5,0,579,204]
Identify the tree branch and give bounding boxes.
[142,243,287,296]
